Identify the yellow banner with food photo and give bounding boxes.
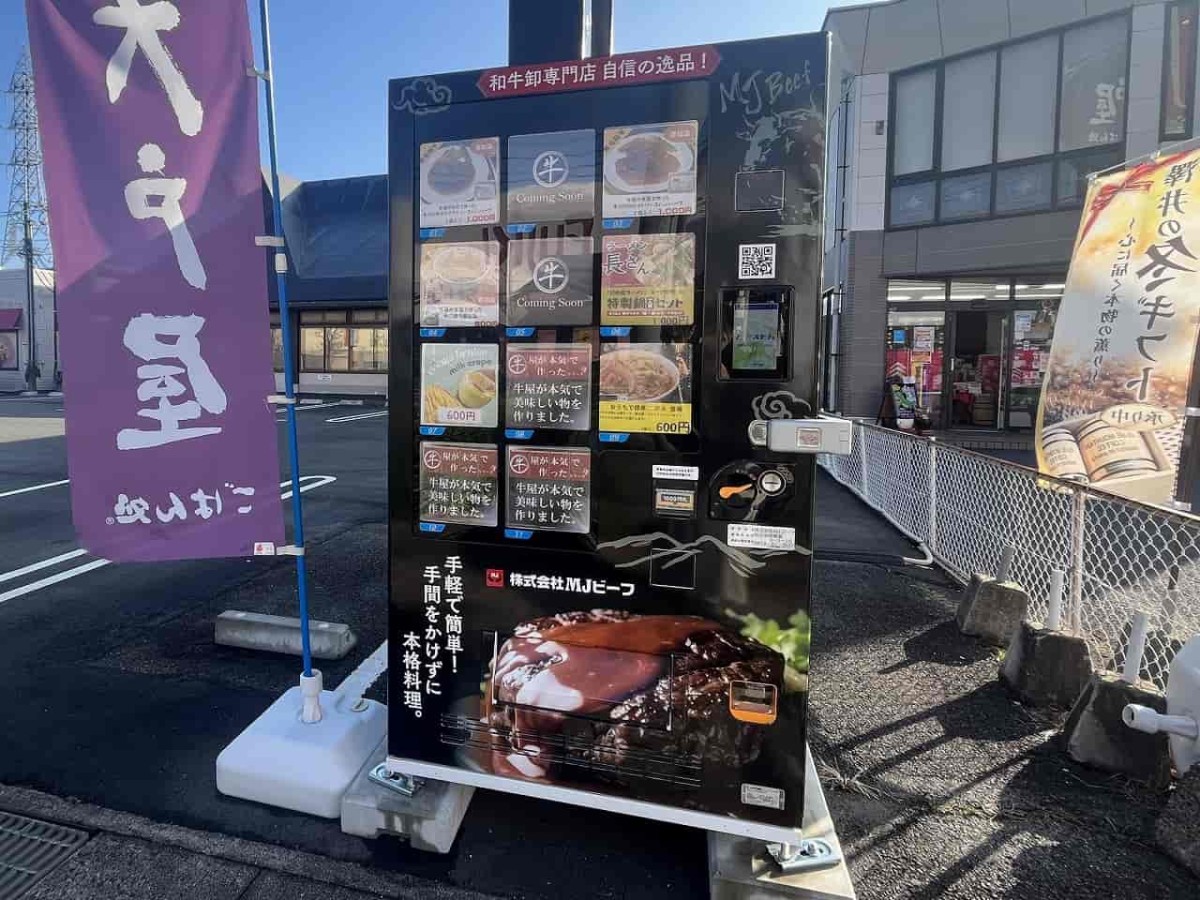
[1036,148,1200,506]
[598,343,692,434]
[600,233,695,326]
[420,343,499,427]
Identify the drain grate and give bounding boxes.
[0,812,89,900]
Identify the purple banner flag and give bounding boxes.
[26,0,284,561]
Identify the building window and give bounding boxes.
[300,324,326,371]
[269,312,283,372]
[939,172,991,221]
[1058,16,1128,151]
[949,279,1012,303]
[1163,1,1197,140]
[998,35,1059,162]
[995,162,1053,214]
[299,309,387,373]
[1056,147,1123,206]
[886,280,947,304]
[889,180,936,226]
[888,12,1131,228]
[893,67,937,175]
[942,52,996,171]
[0,331,17,371]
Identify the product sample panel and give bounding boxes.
[388,35,827,841]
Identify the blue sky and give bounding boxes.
[0,0,847,222]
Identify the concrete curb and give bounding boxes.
[215,610,357,660]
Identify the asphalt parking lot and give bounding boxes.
[3,394,1190,899]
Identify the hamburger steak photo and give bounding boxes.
[472,610,784,786]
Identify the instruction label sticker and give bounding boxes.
[651,464,699,481]
[740,783,785,810]
[727,523,795,551]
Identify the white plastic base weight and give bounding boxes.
[216,682,386,818]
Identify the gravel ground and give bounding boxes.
[808,559,1196,899]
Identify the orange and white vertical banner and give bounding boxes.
[1037,149,1200,506]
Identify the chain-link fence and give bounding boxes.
[820,421,1200,692]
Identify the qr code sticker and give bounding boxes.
[738,243,776,280]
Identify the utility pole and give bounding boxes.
[3,48,53,391]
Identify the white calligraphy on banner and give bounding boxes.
[125,143,206,289]
[117,314,226,450]
[93,0,204,136]
[94,4,219,450]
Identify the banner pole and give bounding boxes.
[256,0,314,684]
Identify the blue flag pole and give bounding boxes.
[256,0,315,691]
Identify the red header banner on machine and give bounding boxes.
[478,45,720,98]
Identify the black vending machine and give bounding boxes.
[387,33,828,843]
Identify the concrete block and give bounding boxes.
[216,686,387,818]
[956,574,1029,646]
[1061,673,1172,788]
[1157,768,1200,878]
[1000,621,1093,708]
[341,739,474,854]
[215,610,356,660]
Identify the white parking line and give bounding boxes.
[0,559,112,605]
[0,476,339,607]
[0,548,89,585]
[276,401,345,422]
[326,410,387,423]
[280,475,337,500]
[0,478,70,500]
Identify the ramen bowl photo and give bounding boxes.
[599,349,681,402]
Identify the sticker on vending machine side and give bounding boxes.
[727,523,796,551]
[419,442,499,526]
[505,446,591,533]
[505,344,592,431]
[651,464,700,481]
[598,343,693,434]
[421,344,499,427]
[740,783,785,810]
[419,137,500,228]
[602,121,698,218]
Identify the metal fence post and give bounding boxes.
[860,423,871,506]
[927,436,938,552]
[1069,488,1086,635]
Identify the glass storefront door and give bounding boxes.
[885,278,1062,432]
[886,310,946,424]
[1006,303,1058,429]
[946,309,1007,429]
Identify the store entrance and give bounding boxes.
[947,310,1007,429]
